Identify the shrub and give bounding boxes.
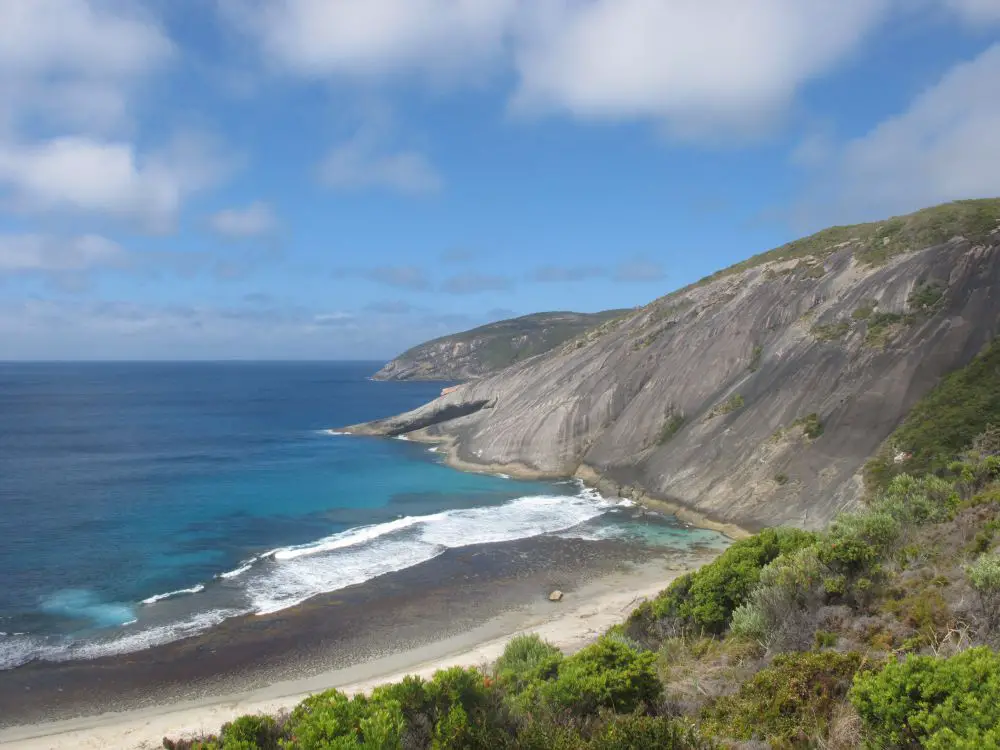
[908,281,946,314]
[219,715,281,750]
[812,321,851,341]
[588,713,717,750]
[966,552,1000,629]
[850,647,1000,749]
[863,311,907,348]
[701,651,869,748]
[658,413,687,445]
[286,689,405,750]
[707,394,745,418]
[793,413,824,439]
[852,303,876,320]
[425,666,490,719]
[542,636,661,716]
[494,634,562,693]
[748,345,763,373]
[774,472,789,486]
[633,528,817,636]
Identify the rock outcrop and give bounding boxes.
[350,200,1000,531]
[372,310,629,381]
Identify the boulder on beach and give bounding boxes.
[549,590,564,602]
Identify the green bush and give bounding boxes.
[701,651,869,748]
[812,320,851,341]
[494,634,562,693]
[286,689,405,750]
[748,345,763,373]
[966,552,1000,628]
[220,715,281,750]
[633,528,817,636]
[850,647,1000,749]
[658,413,687,445]
[865,338,1000,490]
[792,413,824,439]
[541,636,661,716]
[588,713,716,750]
[908,281,946,313]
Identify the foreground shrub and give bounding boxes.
[850,647,1000,749]
[220,715,282,750]
[966,552,1000,630]
[542,636,661,716]
[632,528,817,636]
[286,689,404,750]
[587,712,716,750]
[494,634,563,693]
[701,651,869,748]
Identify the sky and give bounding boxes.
[0,0,999,360]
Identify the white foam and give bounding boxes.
[495,473,511,480]
[243,491,612,615]
[617,498,637,508]
[141,584,205,605]
[428,446,440,453]
[320,429,349,436]
[220,562,254,579]
[271,515,427,561]
[393,435,411,441]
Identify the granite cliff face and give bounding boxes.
[372,310,628,381]
[350,200,1000,531]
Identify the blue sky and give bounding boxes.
[1,1,998,360]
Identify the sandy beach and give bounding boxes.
[0,539,720,750]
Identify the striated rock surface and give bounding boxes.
[350,200,1000,531]
[372,310,629,381]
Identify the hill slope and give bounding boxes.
[372,310,629,381]
[349,199,1000,531]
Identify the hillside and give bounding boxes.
[170,295,1000,749]
[348,199,1000,531]
[372,310,629,381]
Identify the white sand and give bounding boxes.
[0,558,702,750]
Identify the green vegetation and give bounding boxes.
[657,412,687,445]
[852,302,876,320]
[701,651,871,747]
[628,528,816,636]
[706,393,745,419]
[684,199,1000,290]
[792,413,824,439]
[748,344,763,373]
[774,472,789,486]
[863,311,907,348]
[908,281,946,313]
[171,333,1000,750]
[851,648,1000,749]
[811,320,850,341]
[865,338,1000,489]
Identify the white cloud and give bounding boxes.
[0,233,125,273]
[209,201,277,238]
[943,0,1000,24]
[320,132,442,194]
[0,133,234,232]
[0,0,173,134]
[222,0,516,83]
[614,258,666,283]
[830,43,1000,216]
[510,0,890,138]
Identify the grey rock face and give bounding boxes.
[350,234,1000,531]
[372,310,629,381]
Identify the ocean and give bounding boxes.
[0,362,726,672]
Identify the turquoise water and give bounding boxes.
[0,362,726,668]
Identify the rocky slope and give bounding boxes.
[350,200,1000,532]
[372,310,628,381]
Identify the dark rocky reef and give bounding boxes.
[350,200,1000,531]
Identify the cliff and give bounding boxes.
[372,310,629,381]
[350,199,1000,531]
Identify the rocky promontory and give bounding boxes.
[351,200,1000,532]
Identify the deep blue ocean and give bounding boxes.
[0,362,725,670]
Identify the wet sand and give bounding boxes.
[0,535,721,748]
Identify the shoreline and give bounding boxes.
[0,552,713,750]
[402,428,753,540]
